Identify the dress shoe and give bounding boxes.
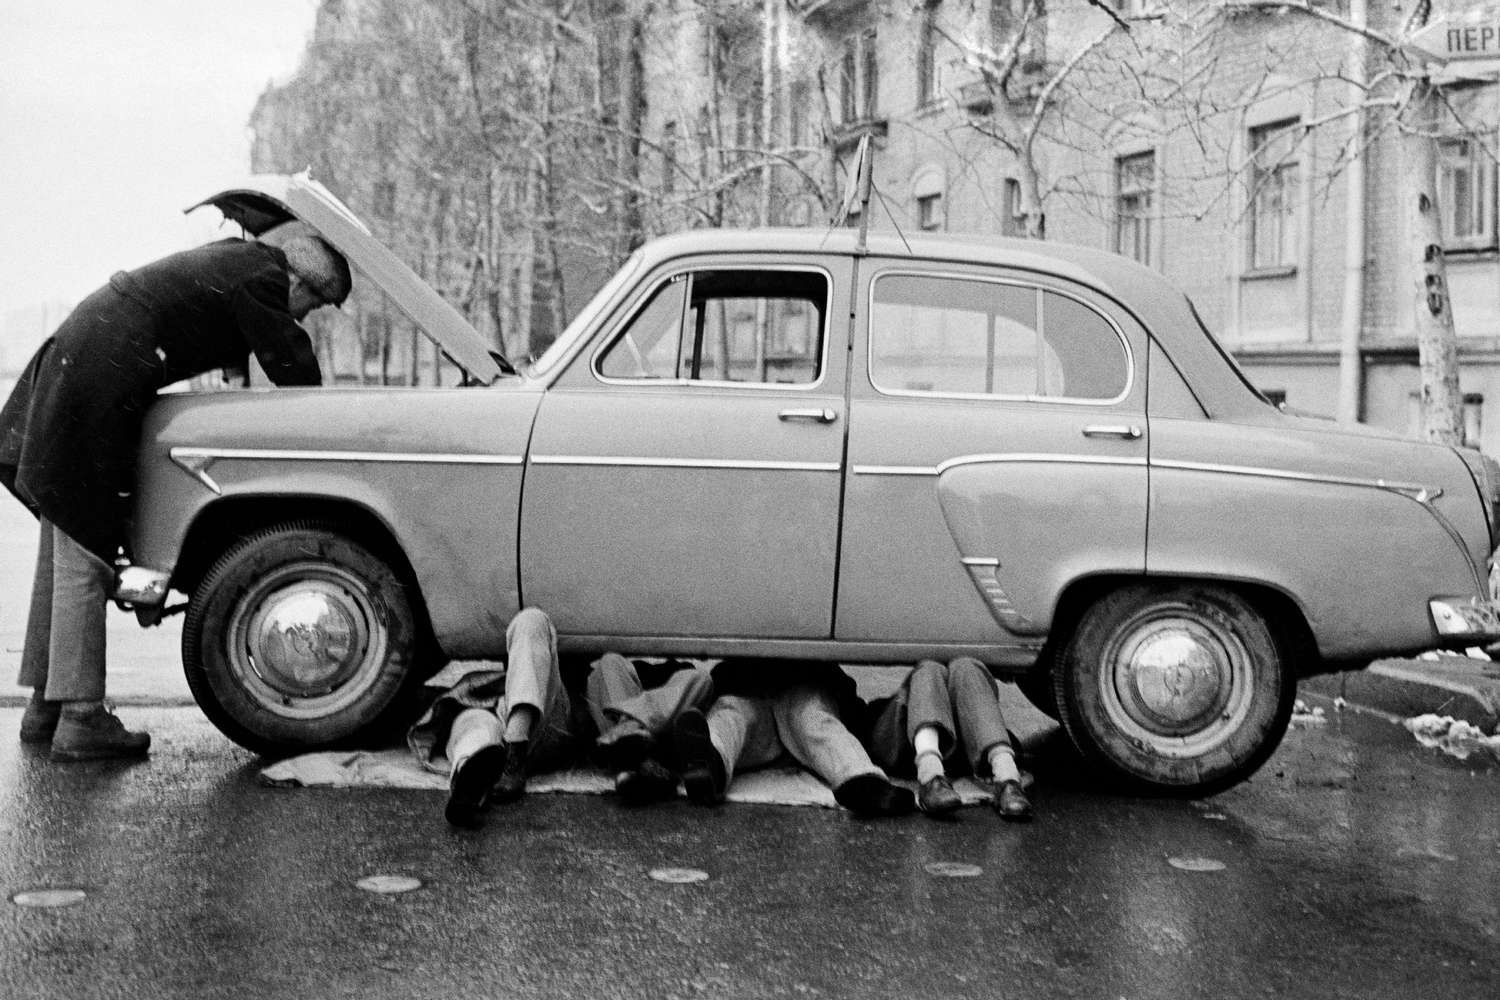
[993,779,1033,822]
[595,722,653,773]
[445,743,508,827]
[673,709,725,805]
[491,739,530,804]
[833,774,917,817]
[615,757,679,806]
[917,774,962,816]
[50,704,150,762]
[20,694,61,745]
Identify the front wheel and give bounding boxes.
[182,522,420,755]
[1053,583,1295,795]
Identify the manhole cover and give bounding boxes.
[356,875,423,894]
[1167,856,1226,872]
[924,862,983,878]
[11,889,87,908]
[649,867,709,884]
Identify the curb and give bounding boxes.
[1300,657,1500,733]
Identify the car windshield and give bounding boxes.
[525,249,647,378]
[1184,294,1275,407]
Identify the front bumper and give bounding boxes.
[1429,597,1500,641]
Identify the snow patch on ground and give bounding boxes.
[1402,714,1500,762]
[1291,699,1326,725]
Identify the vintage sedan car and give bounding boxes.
[115,173,1500,795]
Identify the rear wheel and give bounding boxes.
[182,522,420,755]
[1053,582,1295,795]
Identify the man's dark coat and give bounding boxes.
[0,239,323,563]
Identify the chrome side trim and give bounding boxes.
[960,556,1000,567]
[852,454,1148,477]
[169,447,524,496]
[852,464,937,477]
[170,447,525,465]
[939,454,1147,475]
[531,455,841,473]
[1152,458,1436,498]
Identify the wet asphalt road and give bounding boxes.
[1,702,1495,1000]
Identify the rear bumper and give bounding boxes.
[1429,597,1500,642]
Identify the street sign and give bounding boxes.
[1409,19,1500,61]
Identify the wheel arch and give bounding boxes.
[1037,572,1323,678]
[172,495,438,655]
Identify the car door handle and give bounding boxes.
[779,408,839,424]
[1082,424,1143,440]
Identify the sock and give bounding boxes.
[913,725,942,758]
[989,746,1020,784]
[915,750,945,784]
[504,704,539,744]
[61,700,104,720]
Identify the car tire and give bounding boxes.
[182,522,420,756]
[1052,582,1295,795]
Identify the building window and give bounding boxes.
[1248,118,1301,270]
[1466,392,1485,449]
[1438,136,1497,250]
[840,28,879,124]
[917,193,942,230]
[1001,178,1024,237]
[1114,151,1154,266]
[916,5,939,106]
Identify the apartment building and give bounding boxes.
[638,0,1500,454]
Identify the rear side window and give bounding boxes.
[870,274,1128,401]
[597,268,826,386]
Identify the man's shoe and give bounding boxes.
[673,709,725,805]
[49,705,150,762]
[595,722,653,773]
[491,739,530,804]
[445,743,509,827]
[993,779,1034,822]
[917,775,962,817]
[20,695,61,745]
[615,757,679,806]
[834,774,917,817]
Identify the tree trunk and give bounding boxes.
[1403,81,1463,446]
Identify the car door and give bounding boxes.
[520,256,849,639]
[836,262,1149,646]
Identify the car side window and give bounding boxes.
[598,268,826,385]
[870,274,1128,401]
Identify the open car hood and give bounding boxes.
[188,173,505,384]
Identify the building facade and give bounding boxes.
[636,0,1500,454]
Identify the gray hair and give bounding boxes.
[260,221,352,307]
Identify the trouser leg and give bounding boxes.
[17,520,53,690]
[705,694,780,783]
[585,653,643,733]
[502,607,575,773]
[445,707,503,775]
[947,657,1013,775]
[41,524,110,703]
[773,683,883,789]
[903,660,958,756]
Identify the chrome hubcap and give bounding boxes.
[226,562,388,720]
[1101,609,1254,759]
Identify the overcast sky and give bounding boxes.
[0,0,320,314]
